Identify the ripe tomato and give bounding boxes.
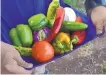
[32,41,54,62]
[76,16,83,22]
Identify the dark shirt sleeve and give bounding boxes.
[85,0,106,15]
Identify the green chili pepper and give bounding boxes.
[47,0,60,28]
[14,46,32,56]
[61,21,88,32]
[53,32,73,54]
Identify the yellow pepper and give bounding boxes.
[56,32,70,44]
[53,32,73,54]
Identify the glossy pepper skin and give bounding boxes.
[28,14,48,31]
[47,0,60,28]
[72,30,86,45]
[45,7,65,42]
[9,28,22,46]
[10,24,33,47]
[76,16,83,22]
[61,21,88,32]
[53,32,73,54]
[14,46,32,56]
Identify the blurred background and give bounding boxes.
[64,0,86,14]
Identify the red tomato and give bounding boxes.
[32,41,54,62]
[76,16,83,22]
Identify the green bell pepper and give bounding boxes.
[28,14,48,31]
[9,24,33,47]
[9,24,33,56]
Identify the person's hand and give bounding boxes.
[90,6,106,36]
[1,42,33,74]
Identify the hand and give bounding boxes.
[90,6,106,35]
[1,42,33,74]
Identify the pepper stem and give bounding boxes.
[71,36,79,44]
[69,42,73,50]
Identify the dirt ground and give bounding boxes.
[46,30,106,74]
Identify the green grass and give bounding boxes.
[63,0,86,14]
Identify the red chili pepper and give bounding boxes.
[76,16,83,23]
[72,30,86,45]
[45,7,65,42]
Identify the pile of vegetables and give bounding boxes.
[9,0,88,63]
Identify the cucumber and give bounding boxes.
[61,21,88,31]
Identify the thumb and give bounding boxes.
[14,54,33,69]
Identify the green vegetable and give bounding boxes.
[61,21,88,32]
[28,14,48,31]
[16,24,33,47]
[47,0,60,28]
[53,32,73,54]
[103,65,106,72]
[10,24,33,47]
[14,46,32,56]
[9,28,22,46]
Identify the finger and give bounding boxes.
[3,59,17,74]
[14,54,33,68]
[3,52,15,65]
[5,64,33,74]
